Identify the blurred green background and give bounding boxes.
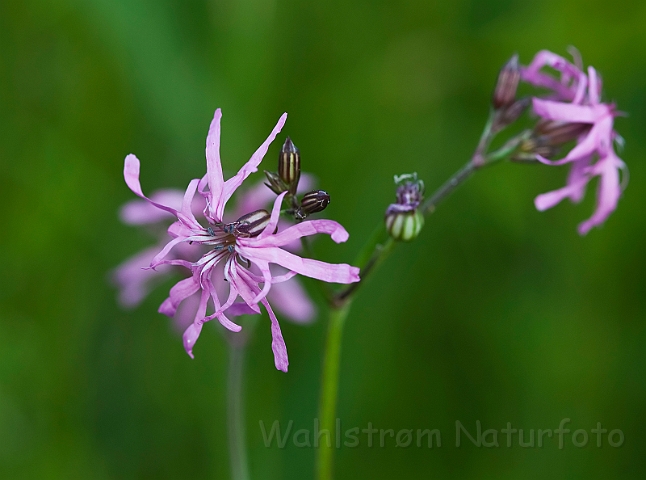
[1,0,645,478]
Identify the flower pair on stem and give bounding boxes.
[114,48,627,480]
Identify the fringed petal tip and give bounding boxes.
[330,226,349,243]
[577,222,593,236]
[534,192,560,211]
[349,267,361,283]
[158,298,176,317]
[533,180,587,212]
[262,299,289,372]
[218,316,243,332]
[124,154,143,195]
[183,322,203,359]
[273,339,289,372]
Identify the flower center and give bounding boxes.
[201,209,272,265]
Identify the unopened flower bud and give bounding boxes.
[493,97,531,131]
[534,120,590,146]
[296,190,330,219]
[385,209,424,242]
[279,137,301,195]
[233,209,271,237]
[492,54,520,110]
[513,120,590,162]
[264,170,288,194]
[385,173,425,242]
[513,138,558,162]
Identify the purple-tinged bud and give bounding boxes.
[279,137,301,195]
[296,190,330,219]
[493,97,531,131]
[534,120,590,146]
[512,120,591,162]
[493,54,520,110]
[264,170,288,194]
[393,173,424,206]
[232,209,271,237]
[512,140,558,162]
[385,173,425,242]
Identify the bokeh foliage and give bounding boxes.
[1,0,645,478]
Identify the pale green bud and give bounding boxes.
[385,209,424,242]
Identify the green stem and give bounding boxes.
[421,161,478,215]
[227,322,255,480]
[315,110,525,480]
[316,301,352,480]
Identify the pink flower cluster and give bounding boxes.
[522,50,626,234]
[119,109,359,371]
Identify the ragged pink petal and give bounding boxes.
[250,259,274,304]
[205,109,225,221]
[124,155,180,218]
[120,190,184,225]
[532,98,597,123]
[587,66,601,105]
[565,155,593,204]
[183,322,203,359]
[238,245,359,284]
[521,50,587,102]
[159,276,201,317]
[242,219,350,248]
[226,260,263,312]
[214,113,287,220]
[577,153,622,235]
[534,177,589,211]
[262,299,289,372]
[259,192,287,240]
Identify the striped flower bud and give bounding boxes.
[279,137,301,194]
[385,209,424,242]
[264,170,288,194]
[385,173,424,242]
[492,54,520,110]
[233,209,271,238]
[296,190,330,219]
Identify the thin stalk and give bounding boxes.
[421,161,478,215]
[422,110,501,214]
[227,341,249,480]
[316,110,525,479]
[227,319,257,480]
[316,301,352,480]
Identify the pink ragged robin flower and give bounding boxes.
[522,50,626,234]
[122,109,359,371]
